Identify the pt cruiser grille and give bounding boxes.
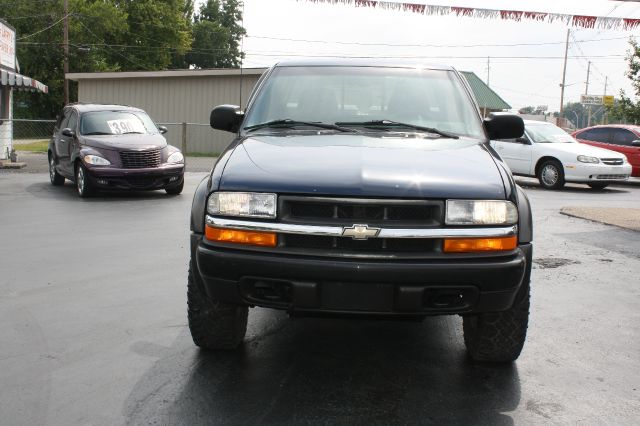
[120,149,161,169]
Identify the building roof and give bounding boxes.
[67,68,267,81]
[460,71,510,110]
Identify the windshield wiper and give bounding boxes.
[335,120,459,139]
[82,131,111,136]
[244,119,356,133]
[122,131,145,134]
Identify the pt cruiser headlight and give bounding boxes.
[83,154,110,166]
[167,152,184,164]
[577,155,599,164]
[208,192,277,218]
[446,200,518,225]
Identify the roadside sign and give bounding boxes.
[0,20,16,71]
[603,95,614,107]
[581,94,603,106]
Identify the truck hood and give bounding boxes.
[81,133,167,151]
[218,133,507,199]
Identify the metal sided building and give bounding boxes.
[67,68,266,155]
[0,19,48,160]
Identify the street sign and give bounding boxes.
[603,95,614,107]
[581,94,603,106]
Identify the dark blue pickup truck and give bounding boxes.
[188,60,532,363]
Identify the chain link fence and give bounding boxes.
[1,119,225,159]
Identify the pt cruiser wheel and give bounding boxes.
[48,154,65,186]
[537,159,565,190]
[75,163,94,197]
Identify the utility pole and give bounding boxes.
[487,56,490,87]
[559,29,570,126]
[585,61,591,127]
[603,76,608,125]
[63,0,69,105]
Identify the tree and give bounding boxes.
[607,37,640,123]
[186,0,246,69]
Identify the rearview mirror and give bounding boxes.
[210,105,244,133]
[157,125,168,134]
[632,140,640,147]
[61,128,75,138]
[483,113,524,140]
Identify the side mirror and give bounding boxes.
[210,105,244,133]
[483,113,524,140]
[61,128,75,138]
[157,125,168,134]
[631,140,640,147]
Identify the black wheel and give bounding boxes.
[537,159,565,190]
[48,153,65,186]
[165,179,184,195]
[588,183,609,190]
[463,277,530,363]
[75,163,94,198]
[187,261,248,350]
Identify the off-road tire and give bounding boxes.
[587,183,609,190]
[537,159,565,190]
[187,262,248,350]
[49,153,65,186]
[463,279,530,363]
[165,179,184,195]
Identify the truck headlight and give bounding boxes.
[577,155,599,164]
[83,154,110,166]
[446,200,518,225]
[167,152,184,164]
[207,192,277,218]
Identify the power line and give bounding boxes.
[16,14,68,40]
[246,34,632,49]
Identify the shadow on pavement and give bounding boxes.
[25,181,180,201]
[124,313,520,425]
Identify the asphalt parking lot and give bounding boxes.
[1,168,639,425]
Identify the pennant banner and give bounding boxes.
[296,0,640,30]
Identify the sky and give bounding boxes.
[201,0,640,112]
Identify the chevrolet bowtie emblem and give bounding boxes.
[341,224,380,240]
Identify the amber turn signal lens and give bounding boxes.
[205,225,277,247]
[443,235,517,253]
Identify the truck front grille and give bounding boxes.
[280,196,443,227]
[120,149,161,169]
[276,196,444,257]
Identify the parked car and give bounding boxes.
[188,60,532,363]
[48,103,185,197]
[572,124,640,177]
[491,120,631,190]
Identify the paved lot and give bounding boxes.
[1,171,639,425]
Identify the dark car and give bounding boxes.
[188,60,531,363]
[572,124,640,177]
[48,103,185,197]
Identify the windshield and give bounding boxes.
[526,123,576,143]
[80,111,159,136]
[244,66,484,138]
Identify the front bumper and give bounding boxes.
[85,163,184,190]
[192,233,532,316]
[565,163,632,182]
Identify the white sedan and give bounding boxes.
[491,120,632,190]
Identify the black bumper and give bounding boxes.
[85,164,184,190]
[192,234,532,316]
